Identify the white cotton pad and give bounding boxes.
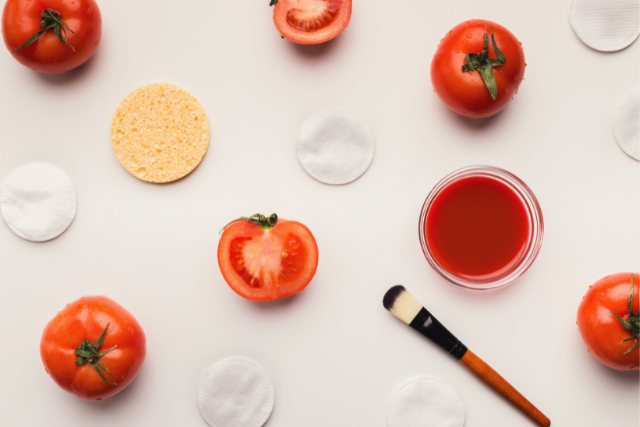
[297,107,375,185]
[387,376,465,427]
[1,163,77,242]
[197,357,275,427]
[568,0,640,52]
[613,88,640,161]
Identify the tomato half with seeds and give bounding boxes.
[431,20,525,118]
[40,296,146,401]
[577,273,639,371]
[270,0,352,45]
[218,214,319,301]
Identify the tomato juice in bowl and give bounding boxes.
[419,166,543,290]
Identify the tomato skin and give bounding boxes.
[577,273,640,371]
[40,296,146,401]
[273,0,351,45]
[431,20,525,118]
[218,218,319,301]
[2,0,102,74]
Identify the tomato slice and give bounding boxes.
[218,215,319,301]
[272,0,352,45]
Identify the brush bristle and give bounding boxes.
[383,286,423,325]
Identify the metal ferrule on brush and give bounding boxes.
[409,307,468,359]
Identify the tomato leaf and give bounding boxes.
[74,323,118,385]
[12,9,75,53]
[220,213,279,233]
[461,28,506,101]
[611,274,639,355]
[270,0,279,6]
[628,273,636,317]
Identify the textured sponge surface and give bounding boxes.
[111,83,210,183]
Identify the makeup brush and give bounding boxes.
[383,285,550,427]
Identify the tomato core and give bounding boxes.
[286,0,340,33]
[230,232,309,289]
[425,176,530,280]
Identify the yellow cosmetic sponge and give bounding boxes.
[111,83,210,183]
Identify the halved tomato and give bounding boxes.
[217,214,319,301]
[270,0,352,45]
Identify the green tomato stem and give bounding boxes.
[220,213,279,233]
[610,274,640,355]
[75,323,118,386]
[461,28,507,101]
[12,9,76,53]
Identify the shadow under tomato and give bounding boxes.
[34,47,101,86]
[251,292,302,311]
[286,34,344,59]
[588,353,640,385]
[81,365,148,410]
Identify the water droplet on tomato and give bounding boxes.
[524,63,528,67]
[462,40,468,45]
[519,42,522,46]
[466,33,472,38]
[455,49,459,53]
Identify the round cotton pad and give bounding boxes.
[613,88,640,161]
[569,0,640,52]
[111,83,210,183]
[197,357,275,427]
[1,163,77,242]
[387,376,465,427]
[297,107,375,185]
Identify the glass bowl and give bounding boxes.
[419,165,544,291]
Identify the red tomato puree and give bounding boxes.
[425,176,530,280]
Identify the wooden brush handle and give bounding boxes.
[459,350,550,427]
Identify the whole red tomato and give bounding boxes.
[431,20,525,118]
[2,0,102,74]
[577,273,639,371]
[41,296,146,401]
[218,213,319,301]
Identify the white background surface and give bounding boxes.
[0,0,638,426]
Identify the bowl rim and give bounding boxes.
[419,165,544,291]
